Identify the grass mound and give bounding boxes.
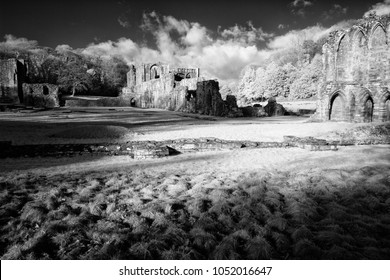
[50,125,130,139]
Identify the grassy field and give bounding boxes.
[1,146,389,260]
[0,107,389,259]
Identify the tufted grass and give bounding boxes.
[1,161,389,260]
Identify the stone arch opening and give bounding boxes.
[329,92,346,121]
[351,30,367,81]
[174,73,185,82]
[42,85,49,96]
[378,89,390,121]
[385,98,390,121]
[369,25,387,81]
[150,65,160,79]
[362,96,374,122]
[336,35,350,81]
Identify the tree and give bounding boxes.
[290,54,323,99]
[93,56,129,96]
[57,60,93,96]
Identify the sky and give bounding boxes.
[1,0,390,81]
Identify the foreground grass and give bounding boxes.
[1,163,389,260]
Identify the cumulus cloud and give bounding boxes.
[80,11,360,82]
[219,22,273,45]
[267,25,329,50]
[322,4,348,20]
[118,16,131,28]
[278,24,289,30]
[55,44,74,53]
[364,0,390,17]
[0,34,38,51]
[291,0,313,7]
[82,12,272,81]
[290,0,314,16]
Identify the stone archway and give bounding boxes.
[150,65,160,79]
[329,93,345,121]
[362,96,374,122]
[385,99,390,121]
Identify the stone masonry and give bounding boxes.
[316,14,390,122]
[122,63,241,117]
[22,83,60,108]
[0,58,26,104]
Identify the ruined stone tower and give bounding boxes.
[316,14,390,122]
[0,58,26,104]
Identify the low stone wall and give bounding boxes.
[10,135,383,160]
[65,97,128,107]
[2,134,389,159]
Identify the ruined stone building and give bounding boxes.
[0,58,59,107]
[123,63,241,117]
[0,58,26,104]
[316,15,390,122]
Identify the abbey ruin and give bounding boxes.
[316,15,390,122]
[0,58,59,108]
[0,58,26,104]
[122,63,241,117]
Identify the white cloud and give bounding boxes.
[118,17,131,28]
[267,25,329,50]
[0,34,38,51]
[364,0,390,16]
[219,22,273,45]
[291,0,313,7]
[55,44,73,53]
[290,0,314,16]
[81,12,272,81]
[322,4,348,20]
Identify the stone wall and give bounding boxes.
[316,15,390,122]
[22,83,60,108]
[122,63,240,117]
[0,59,26,104]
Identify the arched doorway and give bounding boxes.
[363,97,374,122]
[329,93,345,121]
[150,65,160,79]
[385,99,390,121]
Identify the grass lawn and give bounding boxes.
[1,145,389,260]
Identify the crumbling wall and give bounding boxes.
[122,63,240,117]
[179,77,203,90]
[0,59,26,104]
[195,80,226,115]
[22,83,59,108]
[316,15,390,122]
